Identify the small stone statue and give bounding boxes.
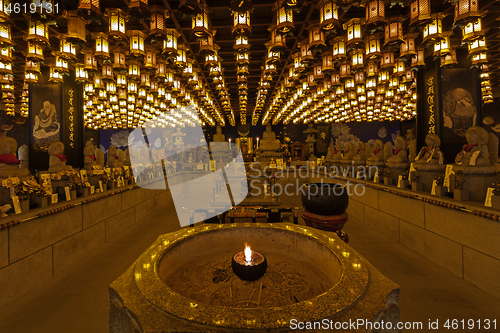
[96,149,105,168]
[124,148,131,166]
[259,123,281,152]
[0,137,29,177]
[455,127,490,166]
[367,140,385,164]
[83,141,97,170]
[341,142,355,163]
[386,137,408,165]
[303,123,318,159]
[107,145,120,168]
[353,141,367,163]
[212,125,226,142]
[48,141,72,172]
[117,148,125,167]
[415,134,444,165]
[0,204,11,217]
[18,144,29,170]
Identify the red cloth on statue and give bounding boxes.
[356,149,360,154]
[334,150,339,154]
[113,154,118,159]
[373,149,380,154]
[344,150,349,153]
[88,155,96,161]
[55,154,67,162]
[464,143,478,152]
[394,148,402,154]
[0,154,20,165]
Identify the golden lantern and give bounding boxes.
[468,37,487,54]
[365,34,381,59]
[66,12,87,42]
[233,11,251,35]
[471,51,487,65]
[354,71,365,84]
[59,37,76,59]
[267,45,281,64]
[84,83,94,95]
[351,49,364,70]
[165,68,174,86]
[102,64,114,81]
[84,48,98,71]
[364,0,386,25]
[25,59,41,74]
[128,30,146,56]
[313,64,323,80]
[94,33,109,58]
[394,59,406,75]
[75,63,89,82]
[343,18,364,46]
[150,6,168,36]
[112,48,126,69]
[462,18,484,42]
[235,51,249,65]
[79,0,100,15]
[140,73,150,88]
[116,73,126,87]
[409,0,431,25]
[322,51,334,74]
[422,13,445,43]
[433,31,453,56]
[318,0,339,31]
[192,4,211,38]
[411,47,426,67]
[308,23,326,51]
[234,35,250,51]
[454,0,482,24]
[155,59,166,78]
[105,8,128,39]
[54,55,69,73]
[332,36,346,60]
[441,49,458,67]
[366,76,377,89]
[49,66,64,83]
[176,44,187,67]
[380,51,394,68]
[94,73,103,89]
[339,61,351,78]
[106,82,117,94]
[144,47,157,69]
[400,33,418,57]
[128,80,138,95]
[163,28,180,56]
[0,0,10,22]
[24,71,39,83]
[366,60,379,77]
[384,16,404,45]
[276,5,294,34]
[300,39,313,62]
[26,41,44,60]
[27,20,48,44]
[378,68,390,83]
[128,61,140,78]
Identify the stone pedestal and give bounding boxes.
[450,169,496,202]
[33,196,48,208]
[384,164,409,186]
[454,189,469,201]
[412,165,446,193]
[352,163,366,179]
[301,211,349,243]
[490,195,500,209]
[365,163,384,181]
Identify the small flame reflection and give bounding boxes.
[244,244,252,263]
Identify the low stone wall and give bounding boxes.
[309,172,500,299]
[0,185,174,310]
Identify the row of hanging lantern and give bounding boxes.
[260,0,491,124]
[0,0,14,116]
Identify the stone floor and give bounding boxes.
[1,181,499,332]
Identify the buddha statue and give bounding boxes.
[415,134,444,165]
[96,149,105,168]
[386,137,408,166]
[455,127,491,166]
[0,137,29,177]
[107,145,120,168]
[124,148,131,166]
[83,141,97,170]
[213,125,226,142]
[48,141,73,172]
[332,143,343,162]
[173,127,186,149]
[18,144,29,170]
[353,141,367,163]
[366,140,385,165]
[117,148,125,167]
[259,123,281,152]
[341,142,355,163]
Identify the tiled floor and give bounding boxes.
[1,182,499,332]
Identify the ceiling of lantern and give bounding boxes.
[5,0,500,127]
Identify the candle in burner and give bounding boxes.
[232,244,267,281]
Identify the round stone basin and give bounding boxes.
[133,223,369,331]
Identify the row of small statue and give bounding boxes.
[326,126,498,173]
[0,137,133,179]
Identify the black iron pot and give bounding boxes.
[301,182,349,216]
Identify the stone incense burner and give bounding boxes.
[109,223,401,333]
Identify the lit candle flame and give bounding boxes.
[244,244,252,262]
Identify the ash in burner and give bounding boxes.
[166,253,333,308]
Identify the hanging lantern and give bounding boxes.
[441,49,458,67]
[236,51,249,65]
[300,39,313,62]
[364,0,386,25]
[84,48,98,71]
[105,8,128,39]
[144,47,157,69]
[25,59,41,74]
[422,13,445,43]
[192,4,211,38]
[322,51,334,74]
[409,0,431,25]
[454,0,482,24]
[0,0,10,22]
[394,59,406,75]
[308,22,326,53]
[150,6,168,37]
[94,73,103,89]
[366,60,379,76]
[140,73,151,88]
[116,73,127,87]
[384,16,405,45]
[199,30,216,54]
[78,0,101,16]
[468,37,487,54]
[165,69,174,86]
[339,61,351,78]
[66,12,87,42]
[128,61,140,78]
[365,34,381,59]
[27,20,48,45]
[54,55,69,73]
[84,83,95,95]
[176,44,187,68]
[411,47,426,68]
[128,30,146,56]
[75,64,89,82]
[318,0,339,31]
[462,18,484,42]
[378,68,390,83]
[433,31,453,56]
[234,35,250,51]
[351,49,364,70]
[106,81,117,94]
[343,18,364,46]
[269,26,286,52]
[332,36,346,60]
[26,41,44,60]
[94,33,109,58]
[58,37,76,59]
[102,64,114,81]
[163,28,180,56]
[400,33,418,57]
[380,51,395,68]
[49,66,64,83]
[128,80,138,95]
[111,48,126,70]
[470,51,487,65]
[24,71,38,83]
[276,5,294,34]
[233,11,251,35]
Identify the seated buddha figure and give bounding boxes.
[48,141,73,172]
[259,123,281,152]
[367,139,385,165]
[211,125,226,152]
[353,141,367,163]
[107,145,120,168]
[213,125,226,142]
[341,142,355,163]
[455,127,491,167]
[386,137,408,165]
[415,134,444,165]
[0,137,29,177]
